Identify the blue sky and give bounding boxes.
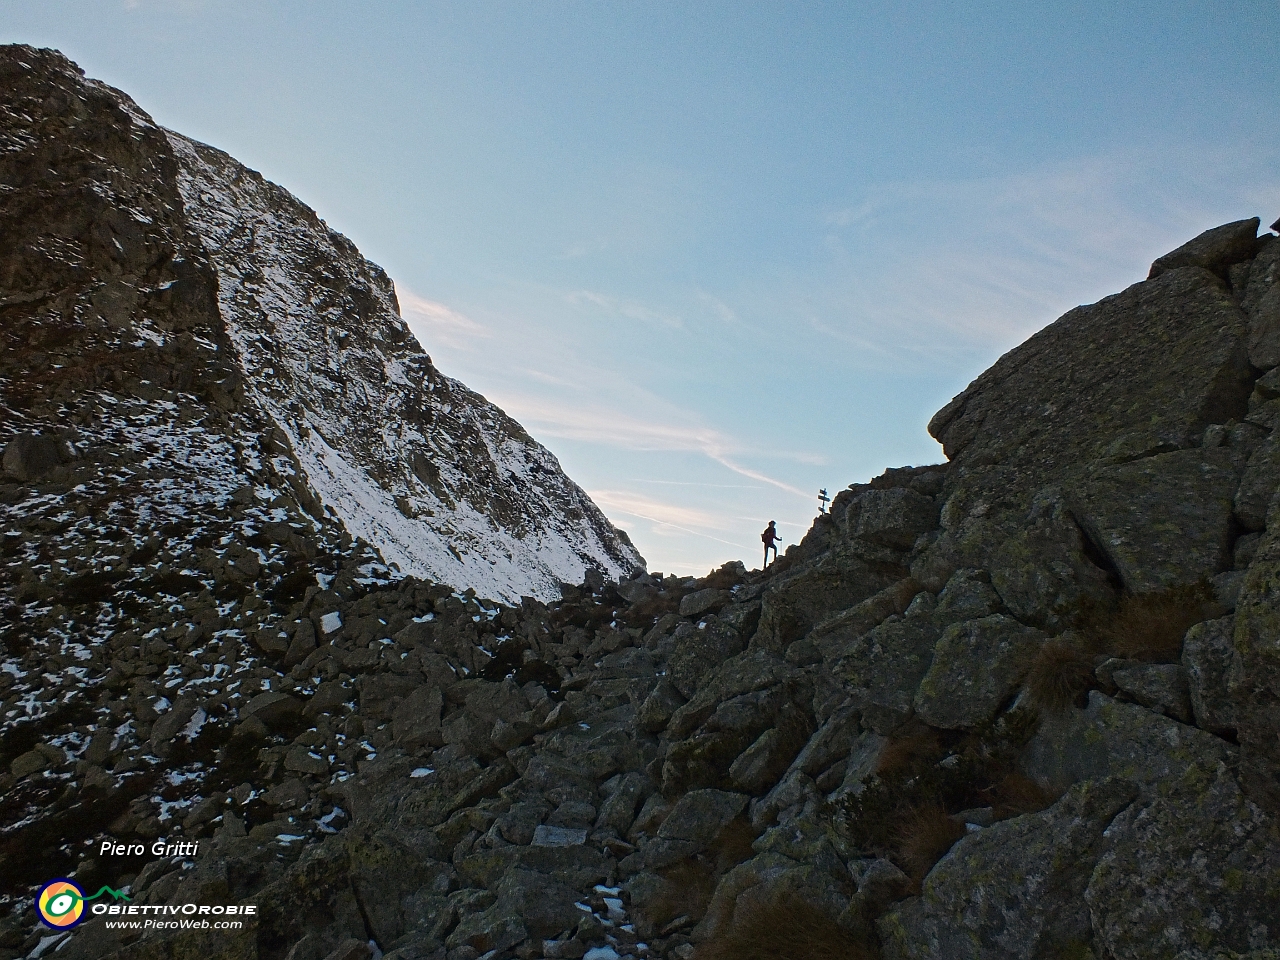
[6,1,1279,575]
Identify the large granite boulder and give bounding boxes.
[835,613,942,734]
[752,553,904,652]
[988,506,1117,631]
[1087,763,1280,959]
[1021,691,1235,795]
[914,615,1047,729]
[1066,447,1240,592]
[878,777,1139,960]
[1240,234,1280,368]
[1147,217,1260,280]
[1234,428,1280,531]
[1181,616,1240,735]
[929,266,1252,502]
[1232,509,1280,812]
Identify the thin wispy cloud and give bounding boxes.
[566,289,684,330]
[815,142,1280,361]
[396,286,490,351]
[493,392,812,499]
[589,489,744,549]
[696,290,738,325]
[635,479,763,489]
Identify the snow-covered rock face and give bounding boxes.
[164,134,641,603]
[1,43,639,607]
[171,142,637,600]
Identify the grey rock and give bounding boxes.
[284,744,329,776]
[1068,447,1240,592]
[914,615,1046,730]
[1230,517,1280,811]
[933,569,1002,621]
[1234,428,1280,531]
[647,788,748,868]
[356,673,422,722]
[806,577,923,665]
[877,777,1138,960]
[494,869,584,940]
[547,800,596,828]
[148,697,200,755]
[243,691,304,730]
[2,432,72,481]
[10,749,49,779]
[854,858,913,912]
[392,685,444,752]
[753,553,904,652]
[617,578,656,605]
[1148,217,1260,279]
[1087,763,1280,959]
[830,730,888,801]
[665,650,805,740]
[637,678,686,733]
[596,771,648,835]
[1021,691,1234,796]
[1214,569,1246,610]
[728,706,811,796]
[1243,232,1280,368]
[836,616,941,734]
[854,488,939,549]
[790,703,862,778]
[668,618,745,699]
[1111,663,1193,723]
[988,510,1117,631]
[531,824,587,847]
[929,266,1251,500]
[750,767,818,831]
[496,801,549,845]
[1182,616,1239,735]
[678,588,732,619]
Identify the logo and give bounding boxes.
[36,879,130,929]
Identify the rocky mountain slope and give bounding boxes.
[4,42,1280,960]
[0,43,642,614]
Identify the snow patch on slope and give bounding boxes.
[165,131,643,602]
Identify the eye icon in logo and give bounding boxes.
[37,879,86,929]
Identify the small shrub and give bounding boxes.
[1082,582,1222,663]
[1024,638,1095,712]
[894,803,966,883]
[692,891,879,960]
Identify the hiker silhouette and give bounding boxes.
[762,521,780,567]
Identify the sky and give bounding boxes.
[5,1,1279,576]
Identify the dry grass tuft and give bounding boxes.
[983,771,1059,820]
[692,891,880,960]
[629,590,682,624]
[894,804,966,883]
[702,562,747,592]
[874,729,945,779]
[637,818,758,934]
[1083,582,1222,663]
[709,815,758,874]
[1024,638,1095,712]
[641,860,717,933]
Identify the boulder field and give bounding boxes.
[4,44,1280,960]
